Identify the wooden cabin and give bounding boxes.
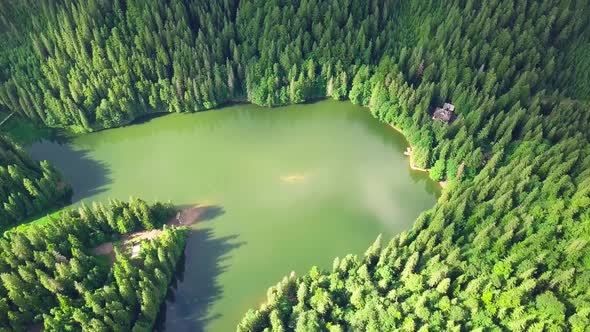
[433,103,456,123]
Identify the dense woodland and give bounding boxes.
[0,135,71,230]
[0,198,185,331]
[234,0,590,331]
[1,0,590,330]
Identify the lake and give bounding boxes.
[27,100,439,331]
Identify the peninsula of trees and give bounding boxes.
[0,199,186,331]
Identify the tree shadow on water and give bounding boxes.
[195,205,226,222]
[409,170,441,197]
[127,112,168,125]
[154,227,245,332]
[26,139,112,203]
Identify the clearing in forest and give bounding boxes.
[91,205,213,262]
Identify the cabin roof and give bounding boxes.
[433,108,452,121]
[432,103,456,123]
[442,103,455,112]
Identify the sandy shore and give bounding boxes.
[91,205,212,262]
[362,107,446,188]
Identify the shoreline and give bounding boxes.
[364,108,447,189]
[119,99,450,189]
[386,123,428,172]
[29,97,448,189]
[388,123,447,189]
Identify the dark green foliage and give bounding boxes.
[0,0,239,132]
[0,198,184,331]
[1,0,583,135]
[0,135,71,230]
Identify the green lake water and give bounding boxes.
[27,100,439,331]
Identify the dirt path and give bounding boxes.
[90,242,116,264]
[125,229,162,243]
[91,205,215,262]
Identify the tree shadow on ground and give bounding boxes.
[26,139,111,202]
[154,225,245,332]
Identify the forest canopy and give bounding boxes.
[0,0,589,331]
[0,198,185,331]
[0,135,71,230]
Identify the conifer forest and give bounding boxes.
[1,0,590,331]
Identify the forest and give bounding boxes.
[0,136,71,231]
[0,198,186,331]
[0,0,589,330]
